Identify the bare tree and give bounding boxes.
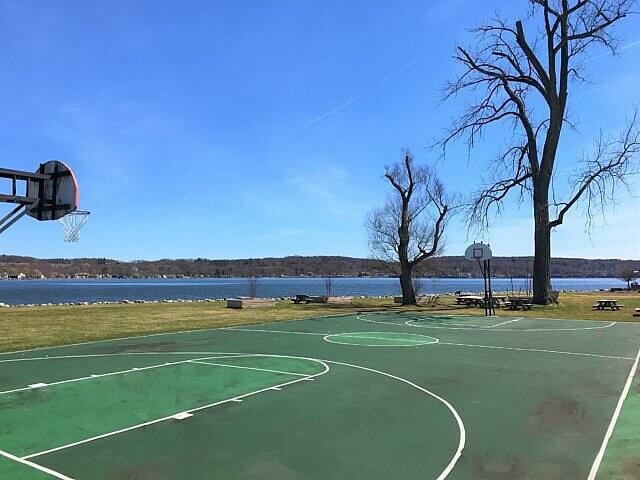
[618,269,638,289]
[366,152,454,305]
[247,276,258,298]
[442,0,640,304]
[412,276,424,299]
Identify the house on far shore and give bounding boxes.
[8,272,26,280]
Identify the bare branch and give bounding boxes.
[550,108,640,228]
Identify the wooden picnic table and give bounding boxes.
[455,295,483,306]
[455,295,506,308]
[505,297,533,311]
[592,299,624,311]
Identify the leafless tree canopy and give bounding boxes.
[367,154,451,266]
[444,0,639,227]
[441,0,639,303]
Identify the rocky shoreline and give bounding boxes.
[0,289,631,308]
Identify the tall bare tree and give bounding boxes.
[442,0,640,304]
[367,153,453,305]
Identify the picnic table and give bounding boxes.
[455,295,484,307]
[455,295,506,308]
[293,294,311,304]
[592,299,624,311]
[505,297,533,311]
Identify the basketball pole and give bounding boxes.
[487,258,495,316]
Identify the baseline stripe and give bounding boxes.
[332,335,433,343]
[220,327,326,336]
[0,354,243,396]
[486,318,522,328]
[189,360,311,377]
[438,342,634,361]
[587,344,640,480]
[0,449,75,480]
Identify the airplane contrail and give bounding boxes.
[303,95,362,129]
[302,59,421,130]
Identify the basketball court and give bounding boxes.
[0,163,638,478]
[0,312,639,479]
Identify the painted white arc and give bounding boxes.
[9,352,466,479]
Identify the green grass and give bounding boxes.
[1,292,638,353]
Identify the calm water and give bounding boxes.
[0,277,625,305]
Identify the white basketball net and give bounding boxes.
[60,210,90,242]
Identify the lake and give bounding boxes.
[0,277,625,305]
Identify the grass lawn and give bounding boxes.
[1,292,638,353]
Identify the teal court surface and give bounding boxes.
[1,312,639,479]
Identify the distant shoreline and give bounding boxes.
[0,274,631,280]
[1,254,638,280]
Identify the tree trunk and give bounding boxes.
[532,184,552,304]
[399,266,416,305]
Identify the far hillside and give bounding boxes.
[0,255,638,279]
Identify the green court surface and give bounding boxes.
[1,313,639,479]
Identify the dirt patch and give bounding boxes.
[110,339,214,353]
[580,379,617,399]
[534,398,585,428]
[108,465,165,480]
[472,455,529,479]
[623,457,640,478]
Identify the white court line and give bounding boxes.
[220,327,327,336]
[0,313,354,356]
[9,351,465,479]
[226,327,437,344]
[357,313,618,332]
[0,354,242,396]
[0,351,247,365]
[189,360,311,377]
[1,310,631,358]
[214,324,634,360]
[323,359,465,480]
[0,449,75,480]
[486,318,522,328]
[438,342,635,361]
[587,344,640,480]
[406,319,618,332]
[323,332,439,347]
[22,356,330,460]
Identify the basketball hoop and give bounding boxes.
[0,160,90,241]
[60,210,90,242]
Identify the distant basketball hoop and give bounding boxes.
[465,242,492,261]
[465,242,494,316]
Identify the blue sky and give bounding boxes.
[0,0,638,260]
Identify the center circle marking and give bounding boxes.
[323,331,439,347]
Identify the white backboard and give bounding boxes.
[465,242,492,261]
